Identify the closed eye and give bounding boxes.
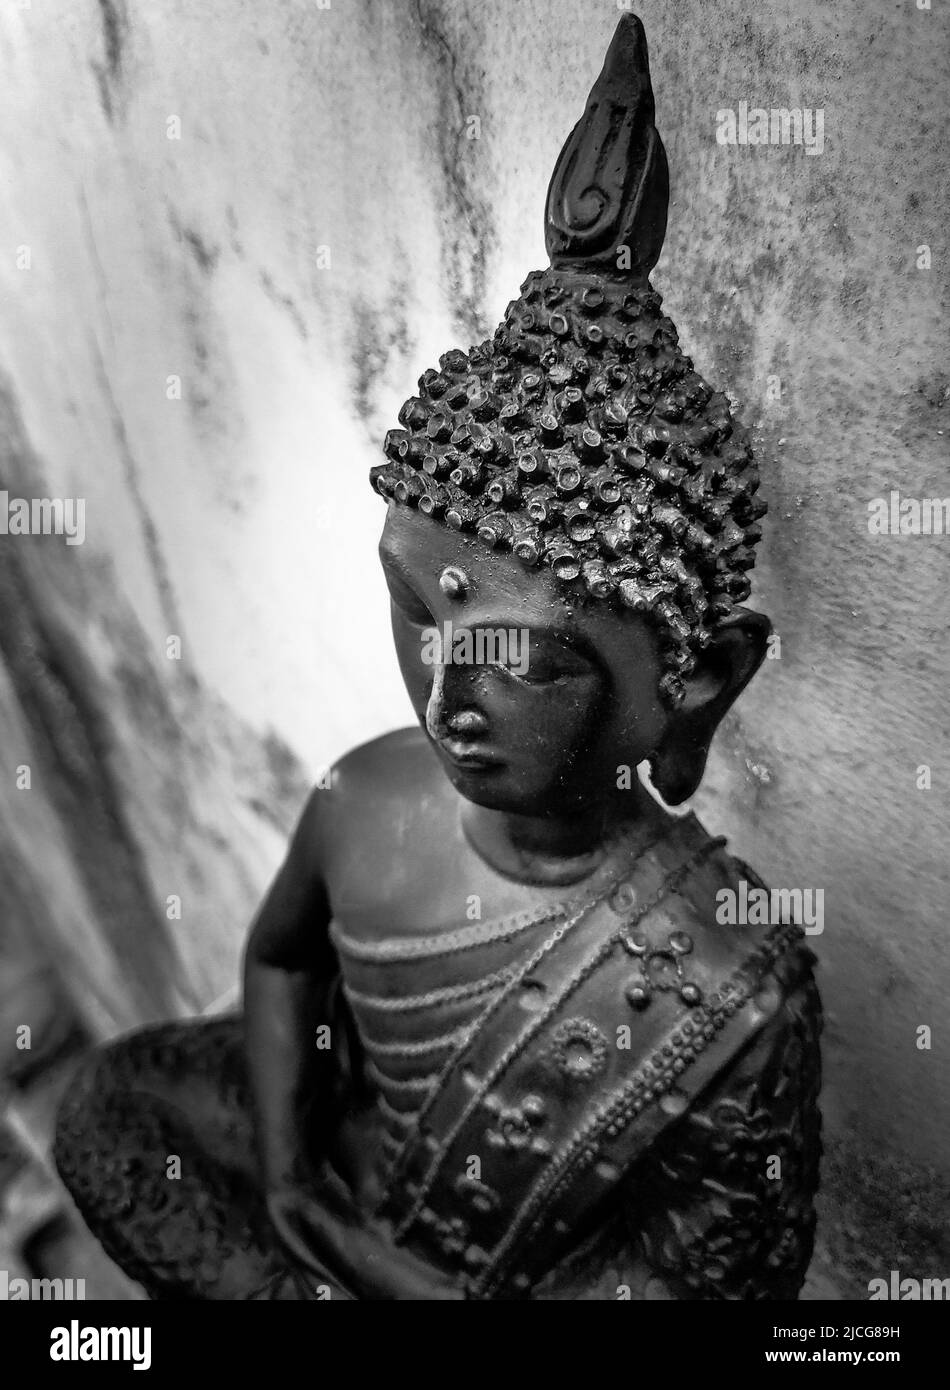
[486,634,596,686]
[504,658,592,686]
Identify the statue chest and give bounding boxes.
[325,825,786,1296]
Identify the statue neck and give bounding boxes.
[459,785,664,887]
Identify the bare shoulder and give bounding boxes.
[298,726,451,901]
[330,726,435,795]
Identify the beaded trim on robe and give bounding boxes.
[359,1022,475,1060]
[330,896,585,963]
[472,918,805,1297]
[335,821,669,1165]
[343,964,520,1015]
[383,833,723,1240]
[340,907,560,1136]
[360,815,815,1298]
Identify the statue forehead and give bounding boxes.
[379,504,568,614]
[379,504,656,666]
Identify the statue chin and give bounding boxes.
[439,759,572,817]
[441,762,618,826]
[444,769,523,812]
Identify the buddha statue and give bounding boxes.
[53,14,822,1301]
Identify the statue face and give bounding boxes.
[379,505,669,816]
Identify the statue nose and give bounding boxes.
[446,709,488,737]
[425,662,488,741]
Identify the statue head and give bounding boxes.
[373,14,770,815]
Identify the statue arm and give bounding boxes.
[624,963,823,1300]
[242,784,466,1299]
[242,787,339,1196]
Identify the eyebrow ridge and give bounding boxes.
[380,544,601,667]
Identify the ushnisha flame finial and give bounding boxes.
[545,14,669,282]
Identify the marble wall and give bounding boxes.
[1,0,948,1294]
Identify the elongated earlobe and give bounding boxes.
[648,610,771,804]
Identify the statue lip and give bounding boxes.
[437,737,502,770]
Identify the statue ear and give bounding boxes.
[648,609,771,805]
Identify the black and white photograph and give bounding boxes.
[0,0,947,1364]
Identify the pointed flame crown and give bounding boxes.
[371,15,764,705]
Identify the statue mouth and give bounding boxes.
[437,737,503,771]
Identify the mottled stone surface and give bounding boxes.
[1,0,947,1296]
